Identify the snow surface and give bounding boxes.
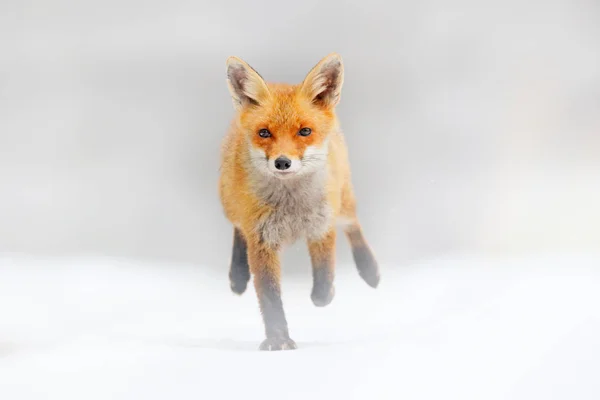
[0,253,599,399]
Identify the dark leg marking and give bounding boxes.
[308,230,336,307]
[346,225,380,288]
[229,228,250,294]
[311,267,335,307]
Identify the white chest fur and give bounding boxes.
[251,171,332,246]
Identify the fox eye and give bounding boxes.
[298,127,312,137]
[258,128,271,138]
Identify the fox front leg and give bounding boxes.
[308,229,336,307]
[247,237,297,351]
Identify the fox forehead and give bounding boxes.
[239,83,334,132]
[265,92,304,129]
[241,86,301,128]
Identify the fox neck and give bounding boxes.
[248,162,331,246]
[245,152,328,211]
[241,135,333,245]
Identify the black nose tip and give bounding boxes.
[274,156,292,170]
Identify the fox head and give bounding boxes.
[225,53,344,179]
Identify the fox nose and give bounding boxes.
[274,156,292,171]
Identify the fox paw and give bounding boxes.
[359,266,380,288]
[259,337,297,351]
[311,283,335,307]
[230,277,248,295]
[229,266,250,295]
[353,247,380,288]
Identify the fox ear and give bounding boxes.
[301,53,344,108]
[226,56,270,110]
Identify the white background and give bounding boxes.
[1,0,598,265]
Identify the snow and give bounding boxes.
[0,253,599,400]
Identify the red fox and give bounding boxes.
[219,53,380,351]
